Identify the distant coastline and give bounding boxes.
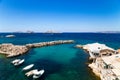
[95,31,120,33]
[0,31,120,34]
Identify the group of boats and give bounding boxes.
[11,59,45,79]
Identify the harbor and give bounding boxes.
[0,33,120,80]
[1,0,120,79]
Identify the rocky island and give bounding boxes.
[0,40,74,57]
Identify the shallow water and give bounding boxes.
[0,33,120,80]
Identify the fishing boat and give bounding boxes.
[22,64,34,71]
[12,59,25,66]
[33,69,45,79]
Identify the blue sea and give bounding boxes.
[0,33,120,80]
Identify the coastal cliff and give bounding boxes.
[0,40,74,57]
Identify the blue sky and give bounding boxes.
[0,0,120,32]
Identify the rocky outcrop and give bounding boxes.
[0,43,29,57]
[75,45,83,49]
[116,49,120,54]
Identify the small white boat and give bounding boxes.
[13,59,25,66]
[33,69,45,79]
[25,69,38,77]
[5,35,15,38]
[23,64,34,71]
[11,59,21,64]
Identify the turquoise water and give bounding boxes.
[0,33,120,80]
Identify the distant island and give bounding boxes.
[13,30,34,33]
[43,30,62,34]
[96,31,120,33]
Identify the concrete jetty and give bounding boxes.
[0,40,74,57]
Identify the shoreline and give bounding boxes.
[86,56,101,80]
[88,65,101,80]
[88,63,101,77]
[76,45,101,79]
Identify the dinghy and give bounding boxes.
[33,69,45,79]
[23,64,34,71]
[13,59,25,66]
[25,69,38,77]
[11,59,21,64]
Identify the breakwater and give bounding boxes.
[0,40,74,57]
[26,40,74,48]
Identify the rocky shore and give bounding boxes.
[0,44,28,57]
[76,43,120,80]
[0,40,74,57]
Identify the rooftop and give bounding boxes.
[102,54,120,76]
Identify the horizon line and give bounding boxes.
[0,31,120,33]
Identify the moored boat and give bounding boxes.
[23,64,34,71]
[5,35,15,38]
[11,59,21,64]
[33,69,45,79]
[12,59,25,66]
[25,69,38,77]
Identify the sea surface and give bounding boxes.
[0,33,120,80]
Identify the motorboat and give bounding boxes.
[22,64,34,71]
[33,69,45,79]
[25,69,38,77]
[12,59,25,66]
